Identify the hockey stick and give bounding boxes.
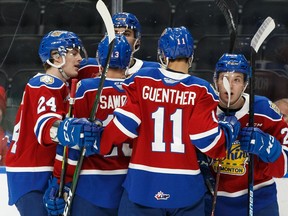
[63,1,115,215]
[211,2,236,213]
[58,78,78,198]
[248,16,275,216]
[211,77,231,216]
[215,0,237,53]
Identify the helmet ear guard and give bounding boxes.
[52,53,60,59]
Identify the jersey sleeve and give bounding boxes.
[27,76,68,146]
[100,77,140,155]
[188,84,226,159]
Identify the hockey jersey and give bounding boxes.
[53,77,131,208]
[100,67,228,208]
[6,73,69,205]
[213,93,288,215]
[126,57,161,76]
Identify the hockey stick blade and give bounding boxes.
[96,0,115,44]
[250,16,275,53]
[215,0,237,53]
[89,0,116,121]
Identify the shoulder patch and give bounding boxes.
[270,100,281,115]
[40,75,55,84]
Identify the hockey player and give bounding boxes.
[112,12,161,77]
[5,30,100,216]
[87,26,241,216]
[211,53,288,216]
[44,34,133,216]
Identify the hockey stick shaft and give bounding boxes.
[64,40,115,215]
[248,16,275,216]
[211,77,230,216]
[212,3,235,212]
[58,78,78,198]
[215,0,237,53]
[211,159,221,216]
[63,1,115,215]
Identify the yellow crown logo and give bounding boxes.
[212,141,249,176]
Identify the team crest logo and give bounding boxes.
[227,58,239,66]
[270,100,281,115]
[40,75,54,84]
[51,30,64,37]
[212,141,249,176]
[154,191,170,200]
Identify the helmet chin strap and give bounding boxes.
[47,56,70,80]
[133,38,140,53]
[58,67,70,80]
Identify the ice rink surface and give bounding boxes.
[0,172,287,216]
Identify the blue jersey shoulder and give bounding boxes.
[77,77,100,97]
[29,73,64,88]
[125,67,218,99]
[254,95,281,119]
[79,57,99,68]
[77,77,125,98]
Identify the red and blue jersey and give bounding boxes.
[6,73,68,205]
[213,93,288,216]
[100,67,228,208]
[53,77,131,208]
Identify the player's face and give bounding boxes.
[114,27,137,51]
[216,72,246,109]
[61,48,83,78]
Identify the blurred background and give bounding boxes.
[1,0,288,133]
[1,1,288,215]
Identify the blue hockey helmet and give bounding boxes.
[215,53,250,81]
[97,34,132,69]
[158,26,194,61]
[38,30,86,64]
[112,12,141,39]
